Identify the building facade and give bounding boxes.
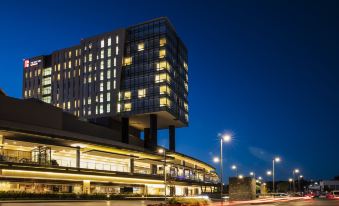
[0,93,218,195]
[22,17,188,151]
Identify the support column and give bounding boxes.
[144,128,151,149]
[130,158,134,174]
[151,164,157,175]
[76,146,80,169]
[83,180,91,194]
[169,125,175,151]
[121,117,129,144]
[0,135,4,155]
[149,114,157,150]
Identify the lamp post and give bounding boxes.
[293,169,300,193]
[250,171,256,180]
[272,157,281,193]
[231,165,238,176]
[158,149,167,201]
[299,175,303,193]
[214,134,231,200]
[266,170,272,193]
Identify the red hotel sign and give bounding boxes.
[24,60,30,68]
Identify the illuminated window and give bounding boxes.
[184,62,188,70]
[116,35,119,44]
[42,87,51,95]
[107,93,111,101]
[108,37,111,46]
[117,103,121,113]
[107,103,111,113]
[185,82,188,91]
[124,91,131,100]
[138,89,146,98]
[88,76,92,83]
[100,61,104,69]
[155,73,169,83]
[43,67,52,76]
[100,83,104,91]
[113,69,116,78]
[101,50,104,59]
[124,103,131,111]
[89,54,92,62]
[184,102,188,111]
[185,114,189,121]
[107,59,111,68]
[116,46,119,55]
[107,48,111,57]
[42,77,51,86]
[101,39,105,48]
[100,94,103,103]
[138,42,144,51]
[160,97,171,107]
[68,61,72,68]
[99,105,104,114]
[114,57,117,66]
[42,96,51,104]
[89,65,92,72]
[123,57,132,66]
[160,85,170,94]
[160,38,167,46]
[100,72,104,80]
[156,61,170,71]
[107,70,111,79]
[113,80,116,89]
[107,81,111,90]
[159,49,166,58]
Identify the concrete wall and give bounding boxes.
[229,177,256,201]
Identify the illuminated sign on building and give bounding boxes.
[30,59,42,66]
[24,60,30,68]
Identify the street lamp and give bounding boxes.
[272,157,281,193]
[238,174,244,179]
[266,170,272,176]
[217,134,232,200]
[298,175,303,193]
[250,171,256,179]
[293,169,300,193]
[289,178,293,192]
[158,148,167,201]
[231,165,238,176]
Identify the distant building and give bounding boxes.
[320,180,339,191]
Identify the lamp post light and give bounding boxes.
[288,178,293,192]
[231,165,238,176]
[250,171,256,179]
[238,174,244,179]
[215,134,232,200]
[272,157,281,193]
[158,148,167,201]
[299,175,303,193]
[293,169,300,193]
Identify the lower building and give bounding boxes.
[0,92,218,196]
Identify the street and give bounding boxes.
[0,199,338,206]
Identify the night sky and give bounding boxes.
[0,0,338,182]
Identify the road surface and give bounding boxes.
[0,199,338,206]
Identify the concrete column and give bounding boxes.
[144,128,151,149]
[169,125,175,151]
[76,146,80,168]
[149,114,157,149]
[121,117,129,144]
[0,135,4,155]
[83,180,90,194]
[151,164,157,175]
[130,158,134,174]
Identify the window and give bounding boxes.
[107,59,111,68]
[124,91,131,100]
[160,38,166,46]
[116,46,119,55]
[138,42,144,51]
[99,105,104,114]
[184,61,188,71]
[107,103,111,113]
[155,73,169,83]
[100,61,104,69]
[114,57,117,66]
[42,96,51,104]
[100,72,104,80]
[100,94,103,102]
[101,39,105,48]
[42,86,51,95]
[107,81,111,90]
[108,37,111,46]
[89,53,92,62]
[113,80,116,89]
[115,35,119,44]
[101,50,104,59]
[100,83,104,91]
[160,97,171,107]
[117,103,121,113]
[160,85,170,94]
[42,77,51,86]
[123,57,132,66]
[124,103,131,111]
[159,49,166,58]
[184,102,188,111]
[42,67,52,76]
[156,61,170,71]
[138,89,146,98]
[107,93,111,101]
[107,70,111,79]
[107,48,111,57]
[113,69,116,78]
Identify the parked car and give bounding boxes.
[326,191,339,200]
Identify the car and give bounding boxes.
[326,191,339,200]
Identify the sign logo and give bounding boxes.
[24,60,30,68]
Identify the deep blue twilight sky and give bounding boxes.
[0,0,338,182]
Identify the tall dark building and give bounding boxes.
[22,17,188,151]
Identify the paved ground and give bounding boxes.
[0,199,338,206]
